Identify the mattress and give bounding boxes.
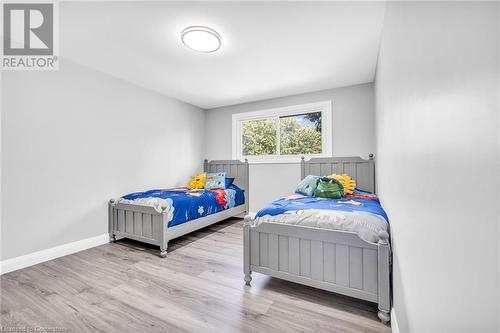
[118,185,245,227]
[254,190,389,243]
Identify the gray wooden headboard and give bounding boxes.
[204,159,250,211]
[301,155,375,193]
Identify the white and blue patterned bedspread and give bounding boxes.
[119,185,245,228]
[254,190,389,243]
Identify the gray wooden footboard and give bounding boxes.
[108,201,171,257]
[109,159,249,257]
[243,217,391,323]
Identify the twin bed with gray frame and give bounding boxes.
[108,159,249,257]
[243,155,392,323]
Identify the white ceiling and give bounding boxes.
[61,1,386,109]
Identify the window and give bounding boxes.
[232,101,332,163]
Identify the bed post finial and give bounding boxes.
[109,198,115,205]
[369,154,374,160]
[300,156,306,179]
[378,230,389,245]
[243,215,252,226]
[244,158,248,163]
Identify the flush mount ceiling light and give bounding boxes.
[181,26,221,53]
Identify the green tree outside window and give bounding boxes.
[241,112,322,156]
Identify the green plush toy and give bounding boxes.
[314,177,345,199]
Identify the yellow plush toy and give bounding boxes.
[187,172,206,190]
[327,174,356,195]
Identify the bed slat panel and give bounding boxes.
[133,212,142,236]
[323,242,336,283]
[357,163,375,192]
[363,249,378,294]
[343,163,357,178]
[268,234,279,271]
[117,209,125,232]
[112,208,118,232]
[332,163,343,174]
[142,214,153,238]
[356,163,369,192]
[250,231,260,266]
[310,241,323,281]
[278,235,289,272]
[259,233,269,268]
[125,211,134,234]
[230,164,238,179]
[233,164,241,187]
[299,239,311,277]
[289,237,300,275]
[349,247,363,289]
[239,164,245,188]
[152,215,162,241]
[309,164,320,177]
[320,163,332,176]
[335,244,349,287]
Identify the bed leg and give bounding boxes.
[244,273,252,286]
[159,242,168,258]
[160,206,169,258]
[377,230,391,324]
[243,216,252,286]
[109,234,116,243]
[378,310,390,324]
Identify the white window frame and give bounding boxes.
[232,101,332,163]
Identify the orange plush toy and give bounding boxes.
[187,172,206,190]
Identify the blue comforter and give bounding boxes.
[121,185,245,227]
[256,190,388,221]
[254,190,389,243]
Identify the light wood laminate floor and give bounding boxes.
[1,218,390,333]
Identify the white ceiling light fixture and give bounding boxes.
[181,26,221,53]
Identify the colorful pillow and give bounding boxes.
[295,175,320,196]
[225,177,235,188]
[205,172,226,190]
[187,172,206,190]
[314,177,344,199]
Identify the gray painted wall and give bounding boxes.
[1,60,205,260]
[205,83,375,212]
[375,2,499,332]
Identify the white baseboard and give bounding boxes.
[391,308,400,333]
[0,233,109,275]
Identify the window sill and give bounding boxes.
[237,156,325,164]
[246,160,301,165]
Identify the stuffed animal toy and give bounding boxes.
[327,174,356,195]
[314,177,344,199]
[187,172,206,190]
